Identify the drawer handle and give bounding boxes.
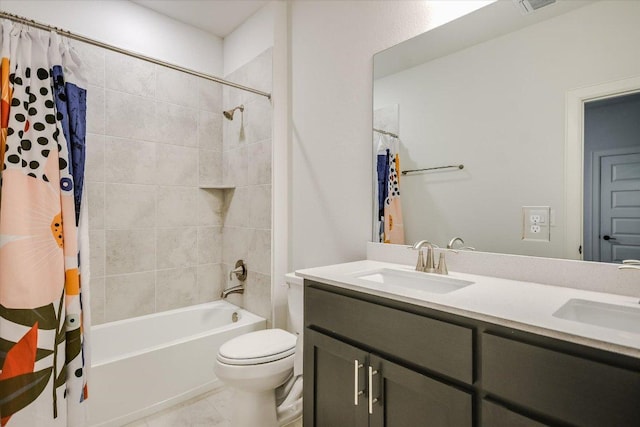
[354,360,364,405]
[368,366,379,414]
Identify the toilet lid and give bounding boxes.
[217,329,297,366]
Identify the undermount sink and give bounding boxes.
[553,299,640,334]
[353,268,474,295]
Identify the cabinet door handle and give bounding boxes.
[354,360,364,405]
[368,366,379,414]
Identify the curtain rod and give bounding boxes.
[0,10,272,100]
[402,164,464,175]
[373,128,398,138]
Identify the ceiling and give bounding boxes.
[131,0,268,38]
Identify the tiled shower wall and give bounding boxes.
[221,48,273,325]
[78,39,227,324]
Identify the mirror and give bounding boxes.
[373,0,640,263]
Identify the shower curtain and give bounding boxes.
[0,22,89,427]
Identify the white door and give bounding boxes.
[599,152,640,263]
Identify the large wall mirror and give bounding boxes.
[372,0,640,263]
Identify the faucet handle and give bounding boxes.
[436,253,448,275]
[622,259,640,265]
[415,249,425,272]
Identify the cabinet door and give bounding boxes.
[304,329,369,427]
[368,354,472,427]
[482,333,640,426]
[481,400,547,427]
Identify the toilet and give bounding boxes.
[214,273,304,427]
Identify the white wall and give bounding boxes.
[289,1,487,269]
[0,0,223,76]
[223,2,275,76]
[374,0,640,258]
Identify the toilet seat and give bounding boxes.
[217,329,296,366]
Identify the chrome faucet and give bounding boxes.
[411,240,436,273]
[447,236,475,251]
[221,284,244,299]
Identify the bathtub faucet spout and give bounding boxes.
[221,284,244,299]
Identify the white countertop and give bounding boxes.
[296,260,640,359]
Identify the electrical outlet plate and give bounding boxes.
[522,206,551,241]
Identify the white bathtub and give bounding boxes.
[88,300,265,426]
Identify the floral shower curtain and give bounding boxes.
[0,22,90,426]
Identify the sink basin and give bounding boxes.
[353,268,474,295]
[553,299,640,334]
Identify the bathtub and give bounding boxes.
[87,300,265,426]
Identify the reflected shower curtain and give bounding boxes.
[376,134,405,244]
[0,22,89,426]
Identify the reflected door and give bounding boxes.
[599,152,640,262]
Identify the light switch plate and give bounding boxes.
[522,206,551,241]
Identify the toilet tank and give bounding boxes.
[285,273,304,334]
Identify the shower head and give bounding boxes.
[223,105,244,120]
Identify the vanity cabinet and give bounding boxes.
[303,279,640,427]
[304,284,473,427]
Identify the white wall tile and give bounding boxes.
[87,182,105,229]
[105,272,156,322]
[199,149,222,186]
[248,184,271,229]
[105,51,156,97]
[222,112,246,151]
[198,79,222,112]
[105,90,156,141]
[104,136,157,184]
[198,111,222,151]
[248,229,271,275]
[197,189,224,227]
[85,133,105,182]
[105,183,156,229]
[156,144,198,186]
[157,186,198,227]
[89,229,105,277]
[223,186,249,227]
[244,272,271,326]
[83,44,272,323]
[87,85,105,134]
[197,263,223,303]
[222,226,249,266]
[156,66,199,108]
[222,146,248,187]
[247,139,271,185]
[198,226,222,265]
[245,48,273,98]
[90,276,105,325]
[106,229,156,275]
[155,102,198,147]
[156,267,198,311]
[156,227,198,269]
[244,98,272,144]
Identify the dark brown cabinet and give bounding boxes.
[304,284,472,427]
[305,329,472,427]
[303,279,640,427]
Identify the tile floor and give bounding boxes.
[125,387,302,427]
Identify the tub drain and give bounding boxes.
[232,312,239,322]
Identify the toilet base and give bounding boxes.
[231,389,278,427]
